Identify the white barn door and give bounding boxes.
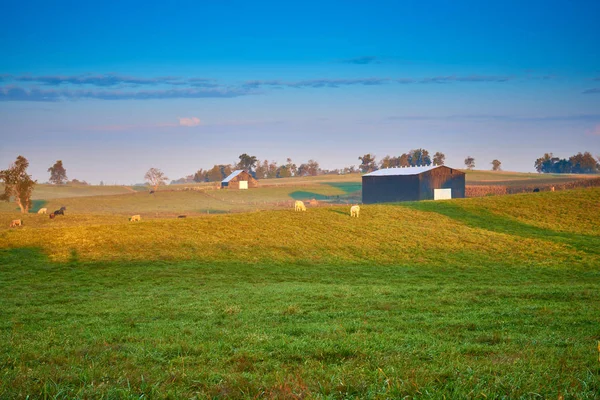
[239,180,248,190]
[434,188,452,200]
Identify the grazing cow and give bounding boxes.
[53,209,64,216]
[37,208,47,214]
[177,215,187,218]
[294,200,306,212]
[59,206,67,211]
[533,188,540,193]
[149,190,155,194]
[49,213,56,219]
[10,219,22,228]
[129,215,141,222]
[350,205,360,218]
[551,186,555,192]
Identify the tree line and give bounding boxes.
[534,152,599,174]
[179,154,339,184]
[3,150,599,213]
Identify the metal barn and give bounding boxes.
[221,170,258,189]
[362,165,465,204]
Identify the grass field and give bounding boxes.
[1,169,595,216]
[1,187,599,398]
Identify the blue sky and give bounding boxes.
[1,0,599,184]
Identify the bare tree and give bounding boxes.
[0,155,36,213]
[144,168,169,191]
[464,156,475,170]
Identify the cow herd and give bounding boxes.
[9,206,67,228]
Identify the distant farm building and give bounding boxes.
[362,165,465,204]
[221,170,258,189]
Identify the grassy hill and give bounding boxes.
[1,188,599,264]
[0,185,599,398]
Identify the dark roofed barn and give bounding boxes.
[362,165,465,204]
[221,170,258,189]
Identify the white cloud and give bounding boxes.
[179,117,201,127]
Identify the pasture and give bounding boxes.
[0,178,599,398]
[0,169,594,216]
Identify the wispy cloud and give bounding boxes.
[387,114,600,122]
[0,71,567,102]
[245,78,392,88]
[14,74,186,87]
[339,56,381,65]
[244,75,516,89]
[0,86,257,101]
[418,75,515,83]
[179,117,201,127]
[582,88,600,94]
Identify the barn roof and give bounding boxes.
[363,165,441,176]
[222,170,245,183]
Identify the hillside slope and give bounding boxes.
[1,188,598,267]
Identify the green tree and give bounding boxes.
[569,152,599,173]
[48,160,67,184]
[144,168,169,191]
[0,155,36,213]
[398,153,410,167]
[358,154,377,173]
[534,153,558,173]
[464,156,475,170]
[220,164,233,180]
[266,161,278,179]
[236,153,258,173]
[433,152,446,166]
[276,165,292,178]
[284,158,297,176]
[206,166,223,182]
[379,155,393,169]
[297,160,320,176]
[408,149,431,166]
[193,169,206,182]
[254,160,268,179]
[491,159,502,171]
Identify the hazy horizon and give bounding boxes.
[2,0,599,185]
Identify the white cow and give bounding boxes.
[38,208,47,214]
[129,215,141,222]
[294,200,306,212]
[10,219,22,228]
[350,205,360,218]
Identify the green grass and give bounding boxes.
[1,188,599,398]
